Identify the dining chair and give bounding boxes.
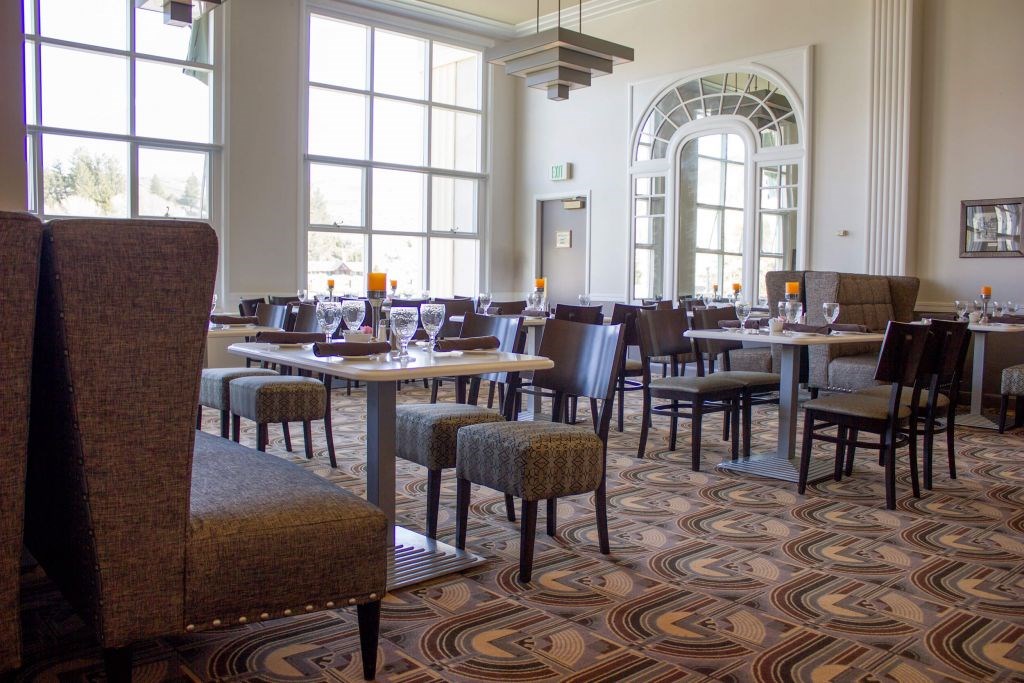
[396,313,525,539]
[238,297,265,316]
[290,303,320,333]
[610,303,654,432]
[24,219,386,681]
[635,308,744,467]
[999,365,1024,433]
[0,212,42,674]
[255,302,288,329]
[429,311,525,404]
[454,319,625,582]
[434,296,476,338]
[553,304,604,325]
[798,321,931,509]
[268,295,300,305]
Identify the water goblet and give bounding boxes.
[785,300,803,324]
[735,301,751,333]
[315,300,343,343]
[420,303,445,351]
[341,299,366,332]
[297,288,308,303]
[1007,300,1019,314]
[777,301,788,320]
[992,301,1004,318]
[390,307,419,360]
[478,292,492,314]
[954,300,968,321]
[210,293,218,315]
[823,302,840,325]
[578,293,591,306]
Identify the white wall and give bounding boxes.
[915,0,1024,307]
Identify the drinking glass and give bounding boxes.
[527,291,542,311]
[785,300,803,324]
[578,293,591,306]
[315,300,343,343]
[777,301,788,320]
[478,292,492,314]
[420,303,445,350]
[954,300,968,320]
[341,299,366,331]
[210,293,218,315]
[735,301,751,332]
[823,302,840,325]
[992,301,1004,318]
[390,307,419,360]
[1007,300,1019,314]
[297,288,308,303]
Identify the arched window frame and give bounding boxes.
[628,64,808,303]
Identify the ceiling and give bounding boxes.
[416,0,582,27]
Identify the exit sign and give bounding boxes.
[549,162,573,181]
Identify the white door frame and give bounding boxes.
[531,190,593,294]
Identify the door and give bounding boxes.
[539,198,587,307]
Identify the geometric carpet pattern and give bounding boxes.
[14,382,1024,682]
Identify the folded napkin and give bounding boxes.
[783,323,829,334]
[435,336,501,352]
[312,341,391,357]
[211,314,258,325]
[718,319,761,330]
[997,315,1024,324]
[829,323,868,333]
[255,331,323,344]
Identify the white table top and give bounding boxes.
[684,328,885,346]
[207,324,282,338]
[449,314,612,327]
[228,342,553,381]
[968,322,1024,333]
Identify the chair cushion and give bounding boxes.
[1002,364,1024,396]
[229,376,325,423]
[804,393,912,421]
[648,375,744,397]
[827,353,884,392]
[713,371,781,391]
[200,367,278,411]
[396,403,505,470]
[857,384,950,408]
[186,432,387,628]
[456,421,603,501]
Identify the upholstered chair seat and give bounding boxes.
[456,421,604,502]
[396,403,505,471]
[200,367,279,437]
[802,393,912,421]
[229,376,331,461]
[647,374,744,397]
[858,384,950,408]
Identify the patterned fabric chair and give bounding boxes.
[24,219,387,681]
[229,375,333,465]
[999,364,1024,433]
[0,212,43,674]
[454,319,625,583]
[199,367,279,437]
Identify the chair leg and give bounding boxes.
[809,387,819,400]
[923,402,937,491]
[729,397,740,461]
[430,378,440,404]
[834,425,847,481]
[722,408,730,441]
[591,398,600,431]
[346,379,352,396]
[519,500,538,583]
[945,403,957,480]
[844,428,858,476]
[1016,395,1024,428]
[617,377,625,432]
[999,394,1010,433]
[323,377,337,468]
[281,422,292,452]
[882,427,897,510]
[798,412,815,494]
[231,414,240,442]
[505,494,516,522]
[302,421,313,459]
[669,399,679,452]
[103,646,133,683]
[570,396,578,424]
[741,392,752,457]
[426,469,442,540]
[638,389,651,458]
[595,479,610,555]
[546,498,557,536]
[219,409,229,438]
[196,406,202,430]
[690,400,703,471]
[257,423,268,451]
[488,382,497,409]
[455,478,471,549]
[356,600,381,681]
[907,414,921,499]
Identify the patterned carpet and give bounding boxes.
[14,382,1024,682]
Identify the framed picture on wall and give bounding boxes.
[960,197,1024,257]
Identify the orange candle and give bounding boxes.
[535,277,545,290]
[390,278,398,290]
[731,282,741,293]
[785,281,800,295]
[326,278,335,289]
[367,272,386,292]
[981,285,992,296]
[712,284,719,292]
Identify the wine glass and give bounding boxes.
[777,301,788,320]
[1007,300,1019,314]
[478,292,492,314]
[785,300,802,324]
[578,293,591,306]
[297,288,308,303]
[420,303,445,350]
[390,307,419,360]
[954,300,968,320]
[823,302,840,325]
[315,300,343,343]
[341,299,366,332]
[210,293,218,315]
[735,301,751,332]
[992,301,1004,318]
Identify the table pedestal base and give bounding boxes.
[717,453,835,484]
[957,413,1000,430]
[388,526,488,589]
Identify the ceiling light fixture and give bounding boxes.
[484,0,634,101]
[134,0,224,27]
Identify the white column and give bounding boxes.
[865,0,915,275]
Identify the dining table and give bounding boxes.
[228,342,553,588]
[961,321,1024,429]
[683,328,885,484]
[205,323,283,367]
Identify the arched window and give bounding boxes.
[630,69,805,303]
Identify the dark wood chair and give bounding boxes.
[434,296,476,338]
[798,321,932,509]
[255,302,288,329]
[610,303,654,432]
[429,311,525,404]
[999,365,1024,433]
[268,295,300,305]
[554,304,604,325]
[635,308,744,467]
[488,299,528,315]
[238,297,264,316]
[454,319,625,582]
[290,303,320,333]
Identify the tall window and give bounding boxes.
[305,11,485,297]
[23,0,220,220]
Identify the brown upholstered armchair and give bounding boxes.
[804,272,919,391]
[0,213,43,674]
[24,220,388,681]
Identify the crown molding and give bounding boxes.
[514,0,663,35]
